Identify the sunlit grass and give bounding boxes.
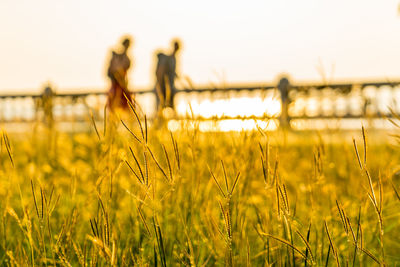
[1,109,400,265]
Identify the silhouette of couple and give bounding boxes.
[106,37,180,114]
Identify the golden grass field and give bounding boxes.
[1,110,400,266]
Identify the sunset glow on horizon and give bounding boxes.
[0,0,399,92]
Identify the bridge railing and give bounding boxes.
[0,79,399,123]
[287,81,400,119]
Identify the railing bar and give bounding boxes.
[0,81,399,98]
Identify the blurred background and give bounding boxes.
[0,0,399,131]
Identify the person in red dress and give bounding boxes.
[107,37,133,111]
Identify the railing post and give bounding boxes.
[278,77,291,129]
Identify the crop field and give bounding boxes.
[1,111,400,266]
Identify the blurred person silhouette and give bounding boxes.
[36,84,55,128]
[154,39,181,114]
[277,77,291,129]
[107,37,133,111]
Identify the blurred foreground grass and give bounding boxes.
[1,115,400,266]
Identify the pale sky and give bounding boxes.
[0,0,399,93]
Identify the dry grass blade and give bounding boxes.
[187,102,195,119]
[219,200,231,239]
[358,247,381,265]
[40,187,44,219]
[336,200,348,234]
[2,131,10,149]
[143,150,149,185]
[144,115,148,144]
[346,217,357,244]
[230,172,240,195]
[272,160,279,185]
[258,142,264,156]
[352,209,362,266]
[367,192,383,231]
[262,234,310,262]
[136,205,151,236]
[121,120,142,143]
[277,185,288,213]
[391,181,400,201]
[361,126,367,166]
[3,132,14,167]
[146,146,170,183]
[126,95,145,141]
[125,160,143,184]
[388,117,400,128]
[259,142,269,184]
[256,121,270,137]
[162,145,173,183]
[170,132,180,170]
[352,138,362,170]
[359,223,363,250]
[378,172,383,214]
[260,155,268,184]
[210,214,225,239]
[221,160,229,193]
[96,195,110,246]
[55,221,67,249]
[97,194,106,216]
[306,223,312,267]
[90,111,101,141]
[129,147,145,183]
[31,179,40,218]
[153,217,167,267]
[388,106,400,121]
[282,184,289,213]
[325,245,331,267]
[90,219,98,237]
[295,229,314,262]
[365,169,379,212]
[157,226,167,267]
[324,221,340,267]
[275,180,281,217]
[208,166,226,198]
[363,168,383,231]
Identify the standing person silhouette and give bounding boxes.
[155,40,181,114]
[107,37,133,111]
[277,77,291,129]
[36,84,55,128]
